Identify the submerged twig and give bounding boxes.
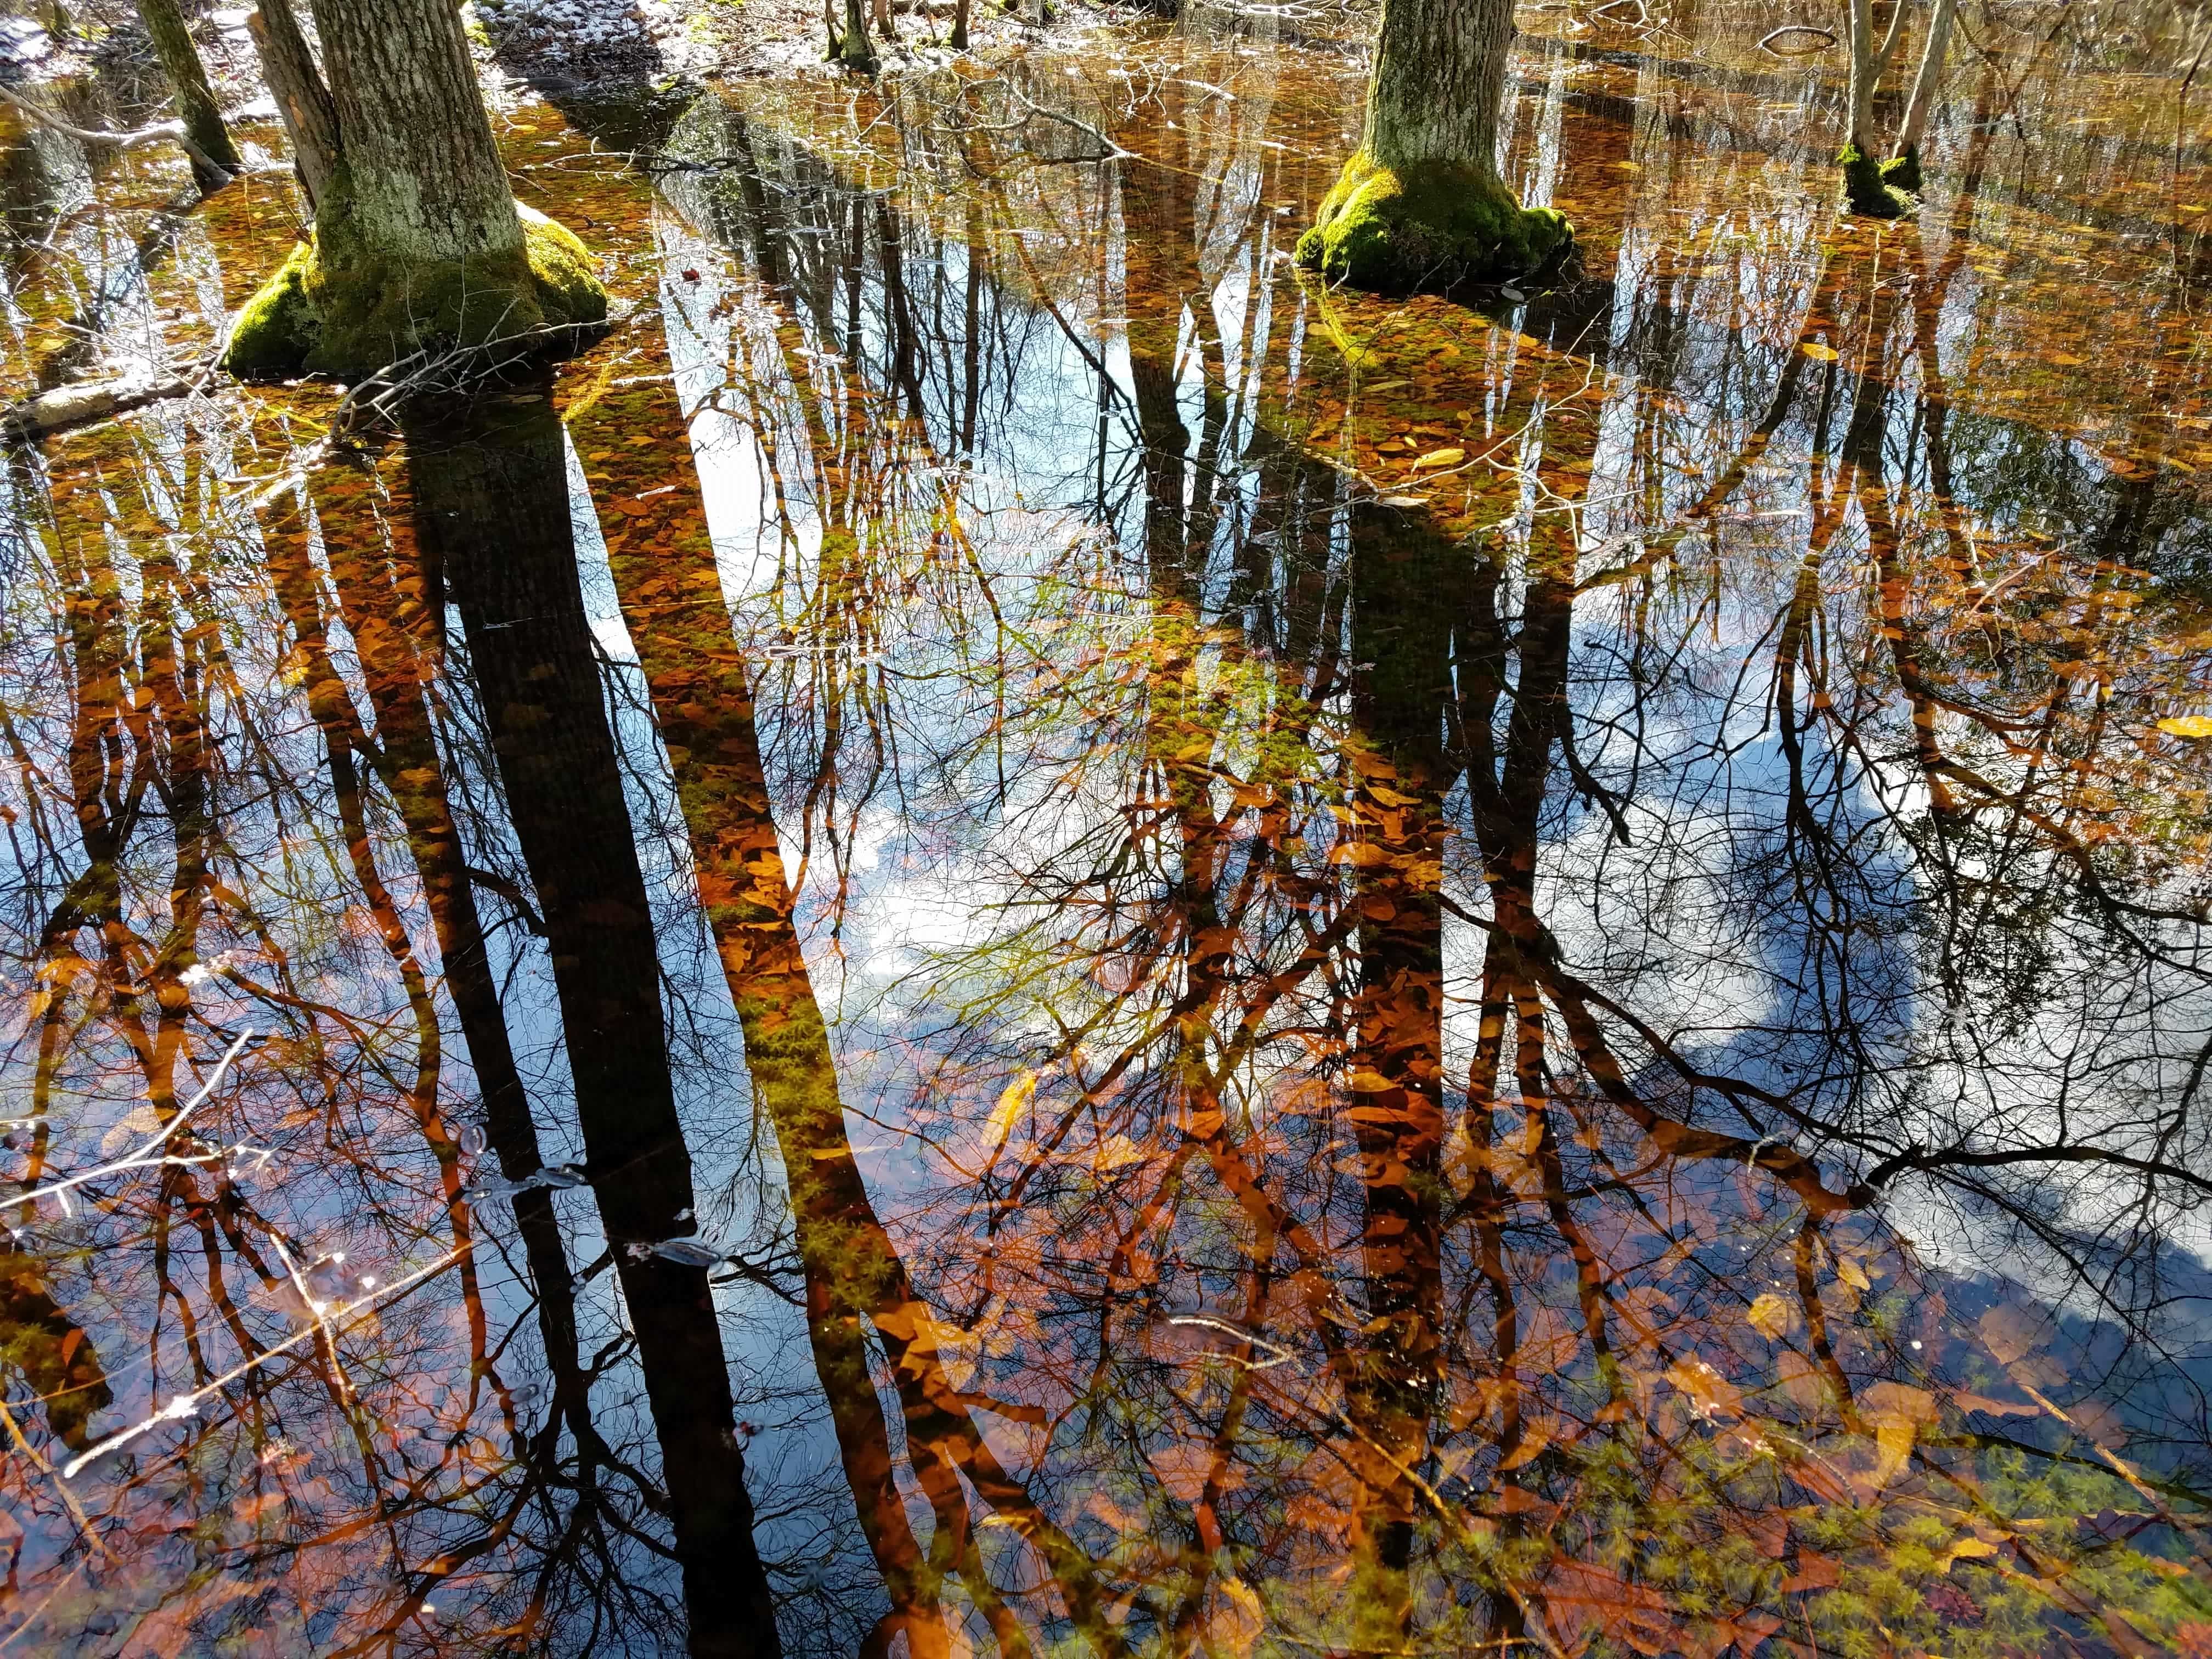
[61,1244,471,1479]
[10,1030,252,1214]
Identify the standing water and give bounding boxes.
[5,6,2212,1654]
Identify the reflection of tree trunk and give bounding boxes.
[578,362,1112,1657]
[404,393,781,1659]
[288,460,603,1461]
[1339,501,1452,1634]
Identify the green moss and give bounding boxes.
[1294,150,1571,295]
[1840,144,1914,219]
[221,194,610,382]
[219,239,317,380]
[517,205,611,328]
[1881,146,1923,195]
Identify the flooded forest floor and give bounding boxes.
[8,1,2212,1656]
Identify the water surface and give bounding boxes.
[5,12,2212,1655]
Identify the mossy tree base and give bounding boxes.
[1840,144,1915,219]
[1881,146,1923,195]
[222,201,608,381]
[1294,151,1571,294]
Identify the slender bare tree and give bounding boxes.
[136,0,239,191]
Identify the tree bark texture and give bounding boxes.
[224,0,605,377]
[1361,0,1513,173]
[1898,0,1956,159]
[248,0,338,210]
[309,0,521,267]
[1296,0,1567,290]
[135,0,239,189]
[1844,0,1876,153]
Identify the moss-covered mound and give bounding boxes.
[222,202,609,381]
[1840,145,1915,219]
[1880,147,1923,196]
[1294,151,1571,294]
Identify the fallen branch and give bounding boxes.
[0,81,234,183]
[61,1243,471,1479]
[1759,24,1838,55]
[1,373,195,442]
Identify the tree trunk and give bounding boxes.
[311,0,517,269]
[136,0,239,191]
[1296,0,1568,291]
[1839,0,1906,215]
[1891,0,1955,189]
[223,0,606,379]
[839,0,878,71]
[1844,0,1876,153]
[246,0,338,210]
[1365,0,1509,171]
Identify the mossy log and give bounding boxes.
[223,202,608,381]
[1295,151,1570,292]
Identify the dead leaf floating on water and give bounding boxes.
[2157,715,2212,738]
[1411,447,1465,472]
[1745,1292,1795,1340]
[1802,342,1840,362]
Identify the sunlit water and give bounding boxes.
[5,9,2212,1654]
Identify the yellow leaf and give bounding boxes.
[984,1071,1036,1153]
[1802,342,1840,362]
[1940,1537,2000,1572]
[1410,447,1466,472]
[1835,1256,1871,1292]
[2157,715,2212,738]
[1745,1292,1795,1340]
[1872,1417,1917,1486]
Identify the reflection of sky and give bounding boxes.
[646,74,2212,1323]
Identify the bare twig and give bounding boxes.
[10,1030,252,1215]
[0,81,234,183]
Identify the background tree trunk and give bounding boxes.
[1844,0,1876,154]
[247,0,337,210]
[1894,0,1956,183]
[136,0,238,191]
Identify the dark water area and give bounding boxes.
[8,7,2212,1654]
